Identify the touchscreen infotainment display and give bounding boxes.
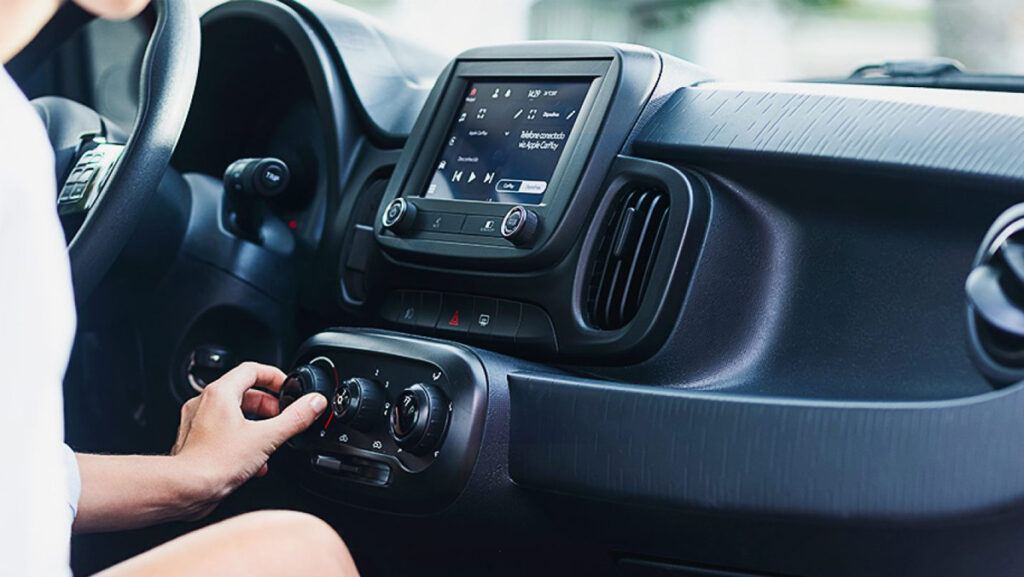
[422,80,592,205]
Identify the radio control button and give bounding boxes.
[501,205,539,246]
[382,198,416,233]
[418,211,465,234]
[461,215,502,236]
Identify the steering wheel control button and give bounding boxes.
[435,293,474,333]
[58,141,125,216]
[278,364,337,427]
[389,383,450,455]
[224,157,291,198]
[501,205,539,246]
[382,198,417,233]
[332,377,385,431]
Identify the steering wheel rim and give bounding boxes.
[65,0,199,305]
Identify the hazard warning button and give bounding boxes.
[435,293,473,334]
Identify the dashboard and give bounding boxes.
[62,1,1024,577]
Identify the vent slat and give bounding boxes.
[585,184,670,330]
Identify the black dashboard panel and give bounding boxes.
[632,81,1024,185]
[509,372,1024,521]
[113,2,1024,576]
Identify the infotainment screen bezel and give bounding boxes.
[378,57,615,252]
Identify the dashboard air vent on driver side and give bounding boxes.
[585,184,670,330]
[966,205,1024,384]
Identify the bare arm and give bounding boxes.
[73,362,327,533]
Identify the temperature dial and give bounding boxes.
[278,363,336,429]
[332,377,385,431]
[389,383,450,455]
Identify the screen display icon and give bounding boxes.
[423,80,591,205]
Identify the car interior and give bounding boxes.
[9,0,1024,575]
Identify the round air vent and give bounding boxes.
[966,204,1024,384]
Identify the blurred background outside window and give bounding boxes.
[332,0,1024,79]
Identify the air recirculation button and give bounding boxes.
[389,383,450,455]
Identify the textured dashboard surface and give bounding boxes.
[509,372,1024,521]
[633,82,1024,184]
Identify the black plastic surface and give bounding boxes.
[509,370,1024,521]
[632,81,1024,185]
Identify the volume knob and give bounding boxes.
[332,377,385,431]
[381,198,417,233]
[501,205,539,247]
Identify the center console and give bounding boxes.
[364,43,713,362]
[375,44,672,268]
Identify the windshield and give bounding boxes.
[339,0,1023,79]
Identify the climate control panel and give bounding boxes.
[279,330,487,513]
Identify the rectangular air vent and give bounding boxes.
[585,184,670,330]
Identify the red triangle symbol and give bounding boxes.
[448,310,460,326]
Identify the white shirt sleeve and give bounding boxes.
[64,444,82,520]
[0,65,78,577]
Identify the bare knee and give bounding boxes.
[95,510,358,577]
[226,510,358,577]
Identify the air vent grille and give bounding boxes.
[967,214,1024,383]
[585,184,670,330]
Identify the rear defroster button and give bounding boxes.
[501,205,539,247]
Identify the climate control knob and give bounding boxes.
[389,383,450,455]
[278,364,336,427]
[332,377,385,431]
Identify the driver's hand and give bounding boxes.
[169,362,327,519]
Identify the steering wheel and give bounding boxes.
[34,0,199,305]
